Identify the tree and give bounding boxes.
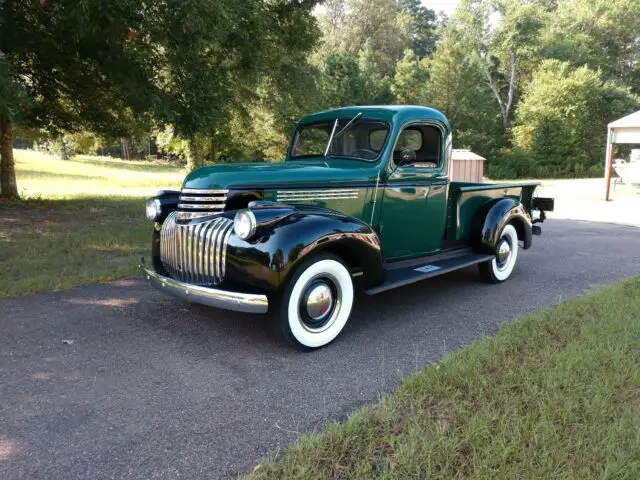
[314,0,434,78]
[511,60,639,177]
[391,49,429,104]
[0,0,321,197]
[542,0,640,94]
[358,44,394,105]
[457,0,546,131]
[0,0,165,198]
[399,0,438,58]
[320,53,365,107]
[154,0,320,169]
[0,53,28,198]
[425,14,501,156]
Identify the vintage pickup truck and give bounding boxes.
[141,106,554,350]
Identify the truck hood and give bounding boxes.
[182,158,381,190]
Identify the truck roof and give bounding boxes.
[298,105,450,130]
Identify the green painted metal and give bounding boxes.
[183,158,380,190]
[448,182,539,243]
[378,179,448,258]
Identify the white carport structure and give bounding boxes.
[604,110,640,200]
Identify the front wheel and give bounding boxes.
[479,223,519,283]
[275,254,354,351]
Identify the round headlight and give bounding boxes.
[145,198,161,221]
[234,209,257,240]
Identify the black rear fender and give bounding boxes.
[471,198,533,253]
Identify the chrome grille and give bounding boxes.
[178,188,228,211]
[160,211,234,285]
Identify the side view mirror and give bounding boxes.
[399,147,416,165]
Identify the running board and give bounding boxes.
[365,252,494,295]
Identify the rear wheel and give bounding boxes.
[275,254,354,350]
[479,223,519,283]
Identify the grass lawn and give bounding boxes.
[249,277,640,479]
[0,150,183,298]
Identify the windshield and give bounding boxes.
[290,119,390,161]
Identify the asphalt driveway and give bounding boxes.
[2,219,640,479]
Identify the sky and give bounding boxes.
[423,0,460,16]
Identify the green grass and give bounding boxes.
[0,150,183,297]
[248,278,640,479]
[14,149,183,199]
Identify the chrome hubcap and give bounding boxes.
[304,282,334,322]
[496,238,512,270]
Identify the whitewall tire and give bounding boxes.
[276,254,354,350]
[479,223,519,283]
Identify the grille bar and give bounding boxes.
[178,203,225,210]
[178,188,228,211]
[160,212,234,285]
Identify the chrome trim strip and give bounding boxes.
[370,172,381,224]
[276,188,360,201]
[278,192,359,197]
[277,189,360,195]
[179,195,227,202]
[277,196,359,201]
[141,265,268,314]
[277,193,360,198]
[175,212,218,221]
[181,188,229,194]
[178,203,225,210]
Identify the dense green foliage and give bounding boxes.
[2,0,640,189]
[506,61,639,178]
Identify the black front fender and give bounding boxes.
[224,207,383,293]
[472,198,533,253]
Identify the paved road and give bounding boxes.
[2,220,640,479]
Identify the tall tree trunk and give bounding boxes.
[479,49,517,132]
[187,136,205,171]
[121,138,130,160]
[0,120,19,200]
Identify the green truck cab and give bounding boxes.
[142,105,554,350]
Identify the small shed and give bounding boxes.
[451,149,485,183]
[604,110,640,200]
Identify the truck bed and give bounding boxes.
[447,181,539,243]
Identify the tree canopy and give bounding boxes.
[0,0,320,197]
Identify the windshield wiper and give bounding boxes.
[324,112,363,157]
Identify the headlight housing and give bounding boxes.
[145,198,162,221]
[234,209,257,240]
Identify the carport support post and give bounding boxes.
[604,128,614,201]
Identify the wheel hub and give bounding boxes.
[303,281,334,323]
[496,238,512,270]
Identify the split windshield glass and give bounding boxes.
[290,119,390,161]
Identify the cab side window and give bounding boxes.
[394,125,441,167]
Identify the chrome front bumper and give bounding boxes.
[140,264,269,314]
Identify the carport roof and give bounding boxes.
[609,110,640,128]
